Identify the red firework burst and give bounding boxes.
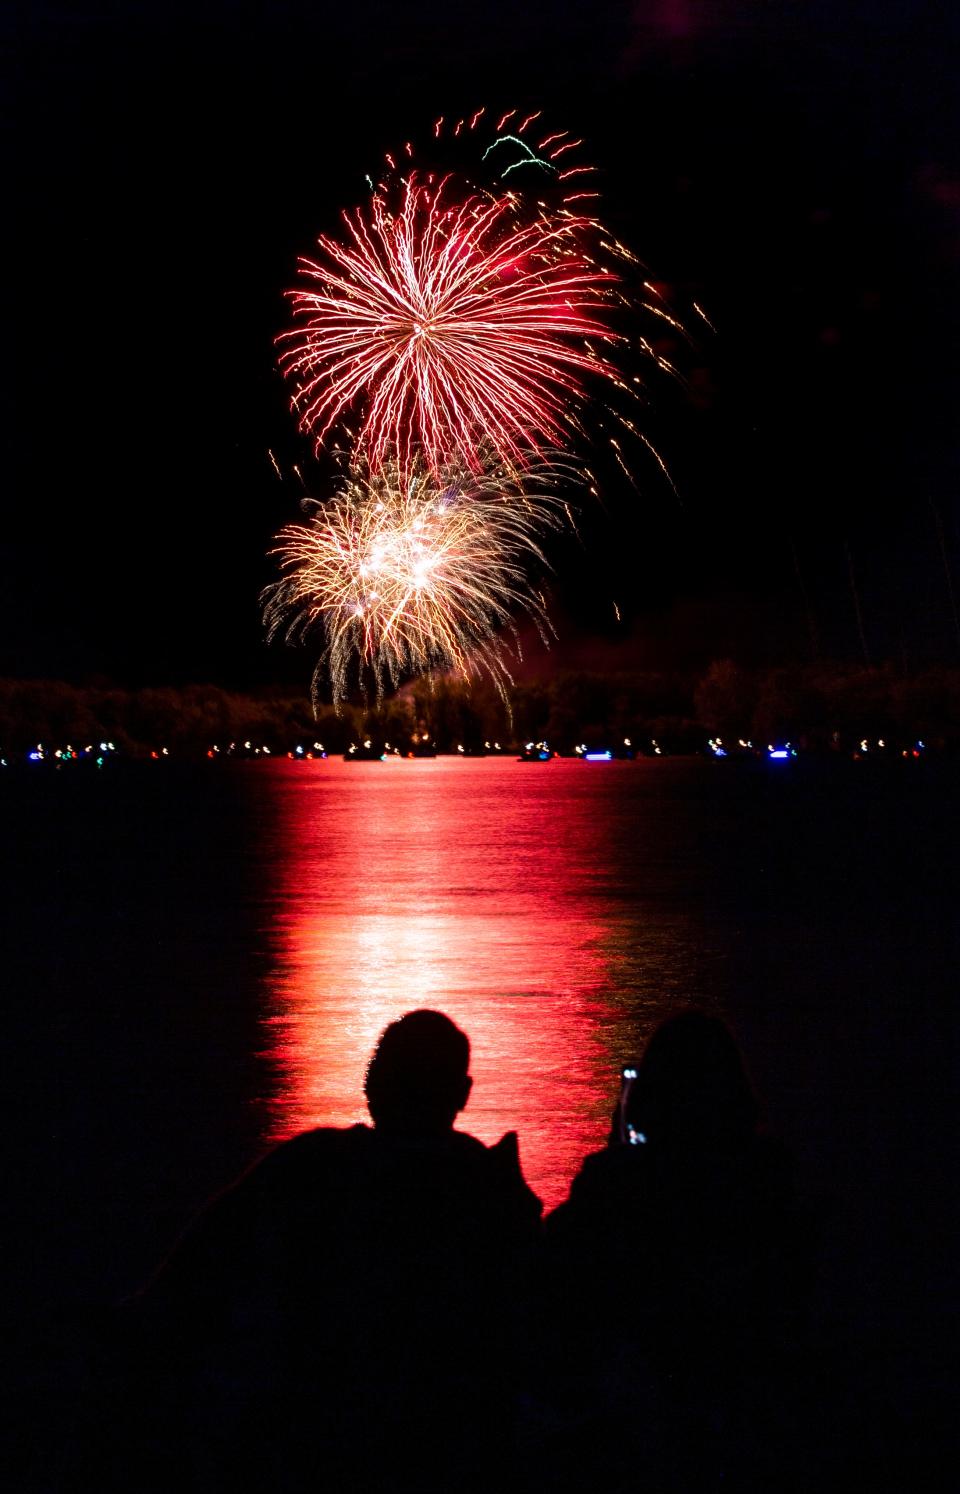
[278,174,621,474]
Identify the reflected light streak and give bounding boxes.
[258,760,624,1208]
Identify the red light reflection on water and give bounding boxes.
[259,760,626,1209]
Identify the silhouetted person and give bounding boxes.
[101,1011,541,1494]
[539,1011,812,1493]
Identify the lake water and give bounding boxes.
[3,755,955,1376]
[252,758,749,1203]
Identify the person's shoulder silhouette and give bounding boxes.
[550,1010,806,1316]
[540,1011,812,1492]
[121,1010,539,1494]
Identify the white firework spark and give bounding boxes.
[263,453,579,707]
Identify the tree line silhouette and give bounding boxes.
[3,658,960,758]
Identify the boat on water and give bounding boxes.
[344,740,386,762]
[408,734,437,758]
[517,741,553,762]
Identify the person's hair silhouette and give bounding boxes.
[364,1009,472,1133]
[624,1009,760,1150]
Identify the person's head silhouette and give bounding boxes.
[626,1010,759,1150]
[364,1010,472,1135]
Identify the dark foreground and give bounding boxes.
[2,758,956,1489]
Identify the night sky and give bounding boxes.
[4,1,958,693]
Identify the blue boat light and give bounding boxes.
[769,749,789,760]
[585,751,612,761]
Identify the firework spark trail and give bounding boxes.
[277,174,623,477]
[262,454,577,707]
[266,112,687,707]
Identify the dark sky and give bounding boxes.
[3,1,958,691]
